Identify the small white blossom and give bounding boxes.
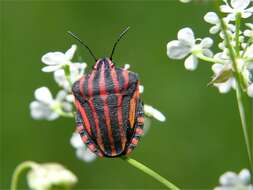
[167,27,213,71]
[204,12,221,34]
[139,85,144,93]
[124,64,130,70]
[220,0,253,21]
[179,0,191,3]
[204,12,235,34]
[144,104,166,122]
[42,45,77,72]
[30,87,72,120]
[70,132,97,163]
[214,169,253,190]
[211,63,236,93]
[143,117,151,135]
[54,63,86,91]
[27,163,77,190]
[247,84,253,97]
[244,23,253,37]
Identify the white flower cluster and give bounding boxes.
[30,45,166,163]
[167,0,253,96]
[27,163,77,190]
[214,169,253,190]
[179,0,211,3]
[30,45,85,120]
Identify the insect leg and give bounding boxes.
[125,99,145,155]
[75,111,104,157]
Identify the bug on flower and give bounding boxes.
[69,27,145,157]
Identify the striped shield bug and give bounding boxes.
[68,27,144,157]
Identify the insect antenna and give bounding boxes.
[110,26,130,61]
[67,31,97,62]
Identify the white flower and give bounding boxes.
[139,85,144,94]
[214,169,253,190]
[244,23,253,37]
[143,117,151,135]
[204,12,235,34]
[70,132,97,163]
[30,87,72,120]
[54,63,86,91]
[179,0,191,3]
[42,45,77,72]
[124,64,130,70]
[220,0,253,21]
[204,12,221,34]
[247,84,253,97]
[167,27,213,71]
[27,163,77,190]
[211,63,236,93]
[144,104,166,122]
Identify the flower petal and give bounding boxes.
[56,90,67,101]
[139,85,144,94]
[34,87,53,104]
[69,63,86,83]
[54,69,69,90]
[30,101,51,120]
[144,105,166,122]
[219,171,239,186]
[177,27,195,46]
[212,63,224,74]
[184,55,198,71]
[124,64,130,70]
[41,52,67,66]
[214,80,233,93]
[204,12,219,25]
[231,0,250,10]
[238,169,251,185]
[167,40,191,59]
[76,148,97,163]
[200,37,213,48]
[247,84,253,97]
[209,25,220,34]
[70,132,84,149]
[220,5,233,13]
[42,65,62,72]
[65,45,77,60]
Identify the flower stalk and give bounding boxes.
[216,2,253,180]
[121,156,181,190]
[10,161,37,190]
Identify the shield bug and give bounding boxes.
[68,27,144,157]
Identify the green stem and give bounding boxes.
[235,85,253,172]
[194,53,226,64]
[235,13,241,56]
[55,108,74,118]
[10,161,37,190]
[121,156,181,190]
[216,1,253,177]
[63,64,72,92]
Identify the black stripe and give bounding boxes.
[73,79,98,142]
[116,68,125,93]
[92,69,112,156]
[105,68,123,154]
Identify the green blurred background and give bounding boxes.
[0,1,249,189]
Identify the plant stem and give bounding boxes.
[235,13,241,56]
[195,53,226,64]
[235,85,253,173]
[121,156,181,190]
[216,1,253,177]
[10,161,37,190]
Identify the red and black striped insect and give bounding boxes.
[68,27,145,157]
